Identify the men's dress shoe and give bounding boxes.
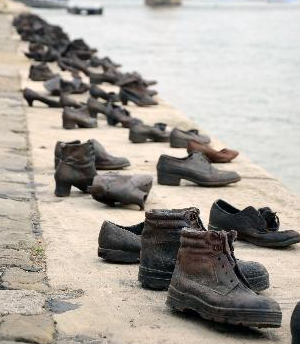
[54,140,97,197]
[90,85,120,103]
[54,139,130,170]
[98,221,144,263]
[166,229,282,328]
[88,173,153,210]
[258,207,280,231]
[157,152,241,187]
[23,88,61,108]
[187,140,239,163]
[291,302,300,344]
[138,207,269,292]
[29,62,56,81]
[129,122,170,143]
[208,199,300,247]
[62,106,97,129]
[170,128,210,148]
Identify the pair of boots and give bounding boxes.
[54,140,152,209]
[98,207,282,328]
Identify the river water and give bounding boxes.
[34,0,300,195]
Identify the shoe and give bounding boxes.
[62,106,97,129]
[98,221,144,263]
[89,56,121,69]
[129,122,169,143]
[54,140,80,168]
[166,229,282,328]
[87,173,153,210]
[87,97,107,117]
[44,75,89,96]
[89,70,121,85]
[138,207,269,292]
[23,88,61,108]
[29,62,56,81]
[119,82,158,107]
[208,199,300,248]
[90,84,120,102]
[157,152,241,187]
[291,302,300,344]
[60,93,84,108]
[105,103,141,128]
[187,140,239,163]
[258,207,280,231]
[170,128,210,148]
[54,140,97,197]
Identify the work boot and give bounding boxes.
[129,122,169,143]
[54,140,97,197]
[170,128,210,147]
[291,302,300,344]
[98,221,144,263]
[166,229,282,328]
[90,84,120,103]
[62,106,97,129]
[87,173,153,210]
[105,103,140,128]
[187,140,239,163]
[139,207,270,292]
[29,62,56,81]
[157,152,241,186]
[23,88,61,108]
[54,140,80,168]
[59,93,84,109]
[208,199,300,248]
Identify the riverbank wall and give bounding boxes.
[0,1,300,343]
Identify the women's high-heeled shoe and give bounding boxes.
[23,88,61,108]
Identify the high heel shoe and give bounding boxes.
[23,88,61,108]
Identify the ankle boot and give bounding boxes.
[54,140,97,197]
[139,207,270,292]
[62,106,97,129]
[23,88,61,108]
[166,229,282,328]
[29,62,56,81]
[87,173,153,210]
[54,140,81,169]
[90,85,120,103]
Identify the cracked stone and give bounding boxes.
[1,267,49,292]
[0,249,38,271]
[0,290,46,315]
[0,314,55,344]
[0,231,35,250]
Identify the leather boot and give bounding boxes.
[62,106,97,129]
[166,229,282,328]
[54,140,97,197]
[87,173,153,210]
[29,62,56,81]
[23,88,61,108]
[291,302,300,344]
[139,207,270,292]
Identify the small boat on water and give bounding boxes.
[67,0,103,15]
[17,0,68,8]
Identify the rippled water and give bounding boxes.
[34,0,300,195]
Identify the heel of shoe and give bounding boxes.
[25,97,33,107]
[62,117,76,129]
[157,171,181,186]
[129,131,147,143]
[120,92,128,105]
[138,265,172,290]
[55,179,72,197]
[98,247,140,263]
[166,286,186,312]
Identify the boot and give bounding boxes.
[29,62,56,81]
[139,207,270,292]
[23,88,61,108]
[62,106,97,129]
[166,229,282,328]
[54,139,130,170]
[54,140,97,197]
[129,122,169,143]
[87,173,153,210]
[291,302,300,344]
[90,85,120,103]
[98,221,144,263]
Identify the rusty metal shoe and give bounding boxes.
[87,97,107,117]
[166,229,282,328]
[90,84,120,103]
[29,62,56,81]
[157,152,241,187]
[129,122,169,143]
[44,75,89,96]
[60,93,84,109]
[87,173,153,210]
[170,128,210,148]
[23,88,61,108]
[62,106,97,129]
[105,103,141,128]
[98,221,144,263]
[187,140,239,163]
[54,140,97,197]
[139,207,269,292]
[119,82,158,107]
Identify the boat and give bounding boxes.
[67,0,103,15]
[16,0,68,8]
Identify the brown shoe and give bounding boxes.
[166,229,282,328]
[187,140,239,163]
[54,140,97,197]
[62,106,97,129]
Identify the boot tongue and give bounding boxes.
[240,206,267,232]
[186,208,206,231]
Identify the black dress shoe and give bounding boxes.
[208,199,300,248]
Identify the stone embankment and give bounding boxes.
[1,1,300,343]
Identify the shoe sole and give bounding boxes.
[208,224,300,248]
[138,265,172,290]
[166,286,282,328]
[98,247,139,263]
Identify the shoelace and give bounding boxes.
[258,207,280,231]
